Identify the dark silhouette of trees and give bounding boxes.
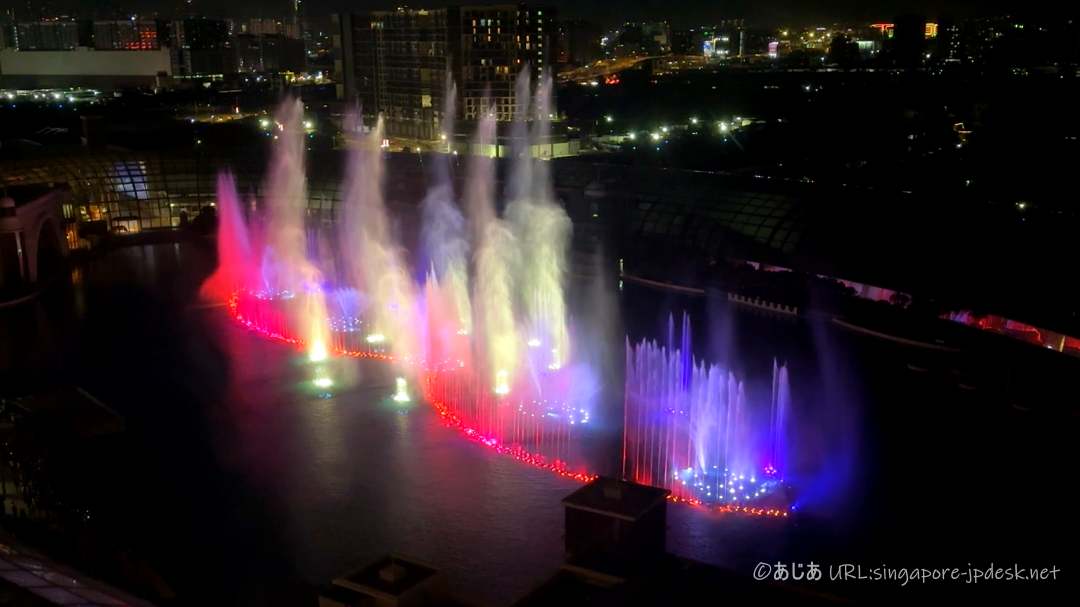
[828,34,861,69]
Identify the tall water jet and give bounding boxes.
[505,71,571,372]
[262,99,329,359]
[421,75,472,341]
[339,114,420,364]
[201,172,253,300]
[466,98,518,390]
[622,313,791,514]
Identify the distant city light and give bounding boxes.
[303,120,314,129]
[605,115,614,123]
[661,126,669,133]
[259,118,270,128]
[718,121,729,133]
[650,132,661,141]
[627,132,636,140]
[690,117,699,125]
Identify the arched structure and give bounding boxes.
[0,185,69,295]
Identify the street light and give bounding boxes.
[605,115,614,123]
[690,117,699,125]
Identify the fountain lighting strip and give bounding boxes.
[667,494,789,518]
[427,397,599,483]
[226,291,791,519]
[227,291,394,361]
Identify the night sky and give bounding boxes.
[0,0,1063,28]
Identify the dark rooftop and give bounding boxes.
[1,183,67,206]
[334,554,439,598]
[562,477,670,522]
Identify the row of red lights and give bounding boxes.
[227,292,394,361]
[428,398,598,483]
[667,494,789,518]
[226,291,790,518]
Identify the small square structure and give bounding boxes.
[322,554,447,607]
[561,477,670,580]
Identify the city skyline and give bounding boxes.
[1,0,1070,27]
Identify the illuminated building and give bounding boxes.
[13,19,86,50]
[334,5,556,141]
[241,17,300,39]
[92,20,161,50]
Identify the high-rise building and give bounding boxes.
[460,4,554,121]
[334,5,555,141]
[170,17,235,77]
[557,19,601,66]
[92,20,161,51]
[13,19,84,50]
[607,21,670,57]
[242,17,300,39]
[235,33,306,73]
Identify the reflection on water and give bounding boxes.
[1,243,1072,604]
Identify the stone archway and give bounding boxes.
[34,217,64,283]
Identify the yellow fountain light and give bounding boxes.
[494,370,510,395]
[366,333,386,344]
[548,348,562,371]
[393,377,411,403]
[308,339,328,362]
